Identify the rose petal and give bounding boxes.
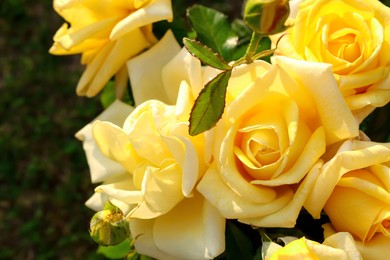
[127,30,181,105]
[75,100,133,183]
[162,48,202,102]
[273,56,359,144]
[197,162,293,220]
[110,0,172,40]
[152,194,225,259]
[81,29,151,97]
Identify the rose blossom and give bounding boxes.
[76,36,225,258]
[305,140,390,259]
[274,0,390,122]
[49,0,172,97]
[197,56,359,228]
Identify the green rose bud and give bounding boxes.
[89,202,130,246]
[243,0,290,35]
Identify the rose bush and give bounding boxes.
[49,0,172,97]
[197,56,359,228]
[262,232,362,259]
[275,0,390,122]
[305,140,390,258]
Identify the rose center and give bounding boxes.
[328,31,361,62]
[241,128,280,167]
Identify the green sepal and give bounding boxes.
[97,238,132,259]
[243,0,290,35]
[90,202,130,247]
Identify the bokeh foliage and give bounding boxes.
[0,0,103,258]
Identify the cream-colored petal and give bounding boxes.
[127,30,181,105]
[273,56,359,144]
[76,124,127,183]
[92,121,141,173]
[162,48,202,102]
[227,60,272,103]
[95,179,143,206]
[139,163,184,216]
[75,100,133,183]
[160,133,199,197]
[85,192,107,212]
[197,162,293,219]
[153,194,225,259]
[130,218,182,260]
[126,109,173,166]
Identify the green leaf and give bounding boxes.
[189,70,231,136]
[97,238,132,259]
[183,38,231,70]
[253,247,263,260]
[225,221,254,260]
[187,5,238,61]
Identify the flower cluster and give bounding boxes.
[51,0,390,259]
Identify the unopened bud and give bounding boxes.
[243,0,290,35]
[89,203,130,246]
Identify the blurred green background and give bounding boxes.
[1,0,389,259]
[0,1,103,258]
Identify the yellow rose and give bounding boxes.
[49,0,172,97]
[76,46,225,258]
[275,0,390,122]
[324,223,390,260]
[305,140,390,246]
[197,56,359,228]
[263,233,362,259]
[92,85,224,259]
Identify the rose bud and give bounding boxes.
[243,0,290,35]
[89,203,130,246]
